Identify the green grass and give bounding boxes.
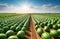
[0,13,21,20]
[32,13,60,17]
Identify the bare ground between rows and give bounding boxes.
[24,16,41,39]
[24,26,31,39]
[30,16,41,39]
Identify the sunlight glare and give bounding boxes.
[21,4,30,11]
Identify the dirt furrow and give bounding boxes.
[30,16,41,39]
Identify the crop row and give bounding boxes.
[0,15,30,39]
[32,15,60,39]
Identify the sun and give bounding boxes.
[21,4,30,11]
[16,3,33,13]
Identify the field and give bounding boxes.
[0,13,60,39]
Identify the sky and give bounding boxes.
[0,0,60,13]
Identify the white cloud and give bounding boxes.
[0,3,60,13]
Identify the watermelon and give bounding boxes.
[21,27,26,31]
[37,28,43,35]
[40,23,44,28]
[10,26,16,32]
[8,35,18,39]
[43,22,47,26]
[42,32,52,39]
[24,25,28,29]
[57,29,60,35]
[35,25,40,30]
[3,26,9,33]
[50,30,58,37]
[0,33,6,39]
[57,24,60,28]
[44,26,50,32]
[15,26,21,32]
[17,30,25,38]
[47,23,52,28]
[57,21,60,24]
[52,25,58,29]
[6,30,14,37]
[0,28,4,33]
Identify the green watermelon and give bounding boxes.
[57,21,60,24]
[6,30,14,37]
[57,24,60,28]
[17,30,25,38]
[42,32,52,39]
[40,23,44,28]
[57,29,60,35]
[52,25,58,29]
[47,23,52,28]
[10,26,16,32]
[44,26,50,32]
[35,25,40,30]
[37,28,43,35]
[43,22,47,26]
[8,35,18,39]
[50,30,58,37]
[0,28,4,33]
[15,26,21,32]
[3,26,9,33]
[21,27,26,31]
[0,33,6,39]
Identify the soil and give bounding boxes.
[24,16,41,39]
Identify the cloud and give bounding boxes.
[0,3,60,13]
[0,3,8,10]
[31,4,60,13]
